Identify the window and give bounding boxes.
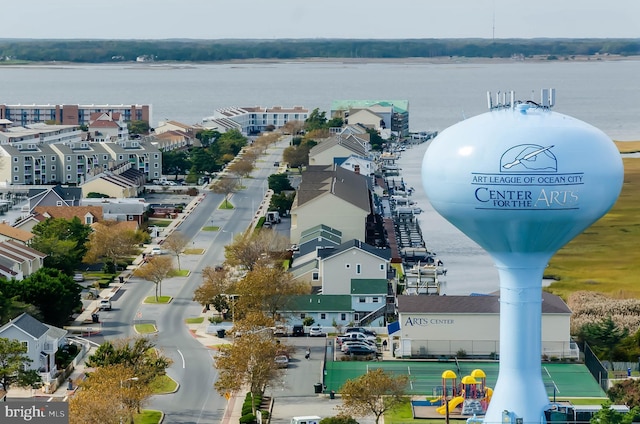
[13,157,18,162]
[103,155,108,160]
[52,156,56,161]
[154,163,158,168]
[354,313,360,321]
[51,165,56,171]
[345,264,351,269]
[85,216,93,225]
[154,154,159,159]
[56,201,63,206]
[13,166,18,172]
[21,341,28,350]
[320,313,326,320]
[67,156,71,161]
[312,272,319,281]
[13,176,18,182]
[300,313,306,319]
[380,264,385,271]
[119,155,123,160]
[356,264,361,274]
[373,297,379,303]
[340,313,346,321]
[359,297,366,303]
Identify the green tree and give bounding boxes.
[304,108,328,132]
[320,415,359,424]
[162,149,190,178]
[269,192,295,217]
[339,368,409,424]
[590,400,639,424]
[196,129,220,148]
[327,117,344,128]
[268,173,293,194]
[188,148,217,176]
[608,379,640,409]
[2,269,82,327]
[0,337,42,391]
[577,316,629,367]
[365,128,385,151]
[127,120,150,135]
[30,217,92,274]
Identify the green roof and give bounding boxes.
[284,295,352,312]
[331,100,409,114]
[350,279,388,295]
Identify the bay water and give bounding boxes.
[1,59,637,293]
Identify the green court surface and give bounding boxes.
[324,361,606,398]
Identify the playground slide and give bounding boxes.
[436,396,465,415]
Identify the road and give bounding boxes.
[97,139,289,423]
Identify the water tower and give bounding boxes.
[421,90,623,423]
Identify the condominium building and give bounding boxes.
[0,104,151,126]
[205,106,309,135]
[330,100,410,136]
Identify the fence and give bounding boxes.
[583,342,608,392]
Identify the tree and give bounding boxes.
[338,368,409,424]
[233,264,309,321]
[268,173,293,194]
[127,120,150,135]
[193,266,231,308]
[69,363,152,424]
[0,337,42,391]
[280,120,305,135]
[608,379,640,409]
[83,221,145,269]
[211,177,239,208]
[224,230,289,271]
[304,108,328,132]
[214,328,283,412]
[196,129,220,148]
[320,415,359,424]
[30,217,92,274]
[227,158,254,185]
[2,269,82,327]
[86,337,172,386]
[162,232,189,270]
[577,316,629,367]
[134,255,175,301]
[269,192,295,216]
[162,149,190,178]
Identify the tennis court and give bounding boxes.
[324,360,606,398]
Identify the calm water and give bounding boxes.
[1,60,637,294]
[1,60,639,140]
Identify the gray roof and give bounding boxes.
[397,292,571,314]
[295,166,370,212]
[317,239,391,261]
[289,258,319,279]
[309,134,368,158]
[0,313,49,339]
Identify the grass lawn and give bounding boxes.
[134,410,163,424]
[134,323,158,334]
[150,374,179,394]
[202,225,220,231]
[185,317,205,324]
[143,296,172,304]
[219,200,234,210]
[173,269,189,277]
[545,155,640,299]
[184,248,204,255]
[148,219,172,227]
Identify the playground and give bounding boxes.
[324,360,606,416]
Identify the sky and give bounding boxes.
[3,0,640,40]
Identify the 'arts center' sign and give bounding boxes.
[404,317,455,326]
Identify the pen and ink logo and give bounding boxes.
[470,144,583,210]
[500,144,556,172]
[2,402,68,423]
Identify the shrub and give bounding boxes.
[239,413,256,424]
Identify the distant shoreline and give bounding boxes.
[2,54,640,67]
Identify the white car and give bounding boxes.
[73,273,85,282]
[309,326,326,337]
[150,247,165,256]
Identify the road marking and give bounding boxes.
[177,349,186,368]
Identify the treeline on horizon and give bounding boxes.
[0,38,639,63]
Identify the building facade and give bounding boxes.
[0,104,151,126]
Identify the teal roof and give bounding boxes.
[351,279,388,295]
[289,259,318,278]
[300,224,342,239]
[284,295,352,312]
[331,100,409,114]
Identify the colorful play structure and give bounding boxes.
[433,369,493,416]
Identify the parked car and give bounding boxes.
[274,355,289,368]
[341,340,377,352]
[98,298,112,311]
[343,345,377,356]
[309,326,326,337]
[73,273,85,282]
[345,327,376,336]
[292,325,305,337]
[273,325,288,337]
[337,332,376,345]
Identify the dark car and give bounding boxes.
[343,345,376,356]
[292,325,305,337]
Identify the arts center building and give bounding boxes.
[392,291,577,360]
